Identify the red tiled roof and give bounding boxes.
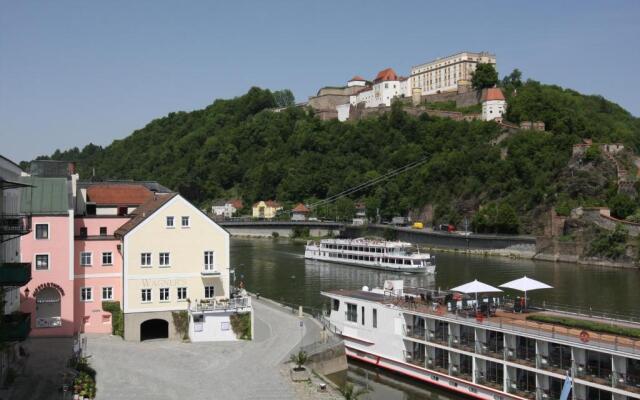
[374,68,398,82]
[481,88,506,102]
[349,75,366,82]
[114,193,177,238]
[292,203,310,213]
[86,184,153,206]
[228,199,243,209]
[253,200,281,208]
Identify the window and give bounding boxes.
[35,224,49,239]
[102,252,113,265]
[177,287,187,301]
[332,299,340,311]
[35,254,49,270]
[141,252,152,267]
[141,288,151,303]
[81,287,93,302]
[166,216,174,228]
[79,227,88,238]
[361,306,365,325]
[159,287,169,302]
[204,251,214,271]
[102,287,113,300]
[159,252,170,267]
[373,308,377,328]
[204,285,215,299]
[80,252,92,266]
[346,303,357,322]
[99,227,107,236]
[181,216,190,227]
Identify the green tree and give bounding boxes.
[609,194,636,219]
[273,89,295,108]
[501,68,523,89]
[471,63,498,90]
[335,198,355,222]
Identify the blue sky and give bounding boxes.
[1,1,639,162]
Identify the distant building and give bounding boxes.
[481,88,507,121]
[353,202,367,225]
[411,51,496,96]
[519,121,546,131]
[291,203,310,221]
[252,200,282,219]
[347,76,367,87]
[212,199,243,218]
[350,68,410,108]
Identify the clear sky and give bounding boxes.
[1,1,639,162]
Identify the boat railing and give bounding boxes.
[613,371,640,393]
[527,299,640,325]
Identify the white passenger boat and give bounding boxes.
[322,280,640,400]
[304,238,435,273]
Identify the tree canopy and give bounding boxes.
[471,63,498,90]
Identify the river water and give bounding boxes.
[231,238,640,399]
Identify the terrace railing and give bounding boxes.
[193,296,251,312]
[0,214,31,237]
[0,262,32,286]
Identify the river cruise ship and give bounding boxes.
[304,238,435,273]
[322,280,640,400]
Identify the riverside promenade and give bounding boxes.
[88,297,333,400]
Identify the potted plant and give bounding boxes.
[289,350,310,381]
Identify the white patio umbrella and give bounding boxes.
[450,279,502,304]
[499,276,553,309]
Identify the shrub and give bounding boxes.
[102,301,124,338]
[526,314,640,339]
[172,310,190,341]
[271,231,279,238]
[289,350,308,370]
[609,193,636,219]
[588,225,627,259]
[230,313,251,340]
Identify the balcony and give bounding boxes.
[0,262,32,286]
[403,351,426,367]
[613,372,640,394]
[0,214,31,237]
[476,372,503,391]
[3,312,31,341]
[449,365,473,382]
[476,341,504,360]
[405,326,427,341]
[201,267,221,277]
[575,365,612,386]
[449,335,475,352]
[507,379,536,400]
[191,296,252,313]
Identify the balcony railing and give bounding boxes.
[506,379,536,399]
[476,341,504,359]
[0,262,32,287]
[3,312,31,341]
[476,372,503,390]
[575,365,611,386]
[449,335,475,352]
[613,372,640,394]
[405,325,427,340]
[192,296,252,313]
[0,214,31,236]
[36,316,62,328]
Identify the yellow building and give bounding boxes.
[116,193,251,342]
[252,200,282,219]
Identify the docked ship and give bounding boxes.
[304,238,435,273]
[321,280,640,400]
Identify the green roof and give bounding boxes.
[20,177,69,215]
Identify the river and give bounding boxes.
[231,238,640,399]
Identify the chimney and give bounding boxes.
[151,189,158,201]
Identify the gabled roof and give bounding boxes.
[253,200,281,208]
[228,199,243,209]
[374,68,398,82]
[481,88,506,102]
[292,203,310,213]
[86,184,153,206]
[114,193,177,238]
[349,75,366,82]
[20,176,70,215]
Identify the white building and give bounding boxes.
[481,88,507,121]
[411,51,496,95]
[349,68,409,109]
[211,199,243,218]
[347,76,367,87]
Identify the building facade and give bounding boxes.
[117,193,233,341]
[411,51,496,95]
[252,200,282,219]
[211,199,243,218]
[481,88,507,121]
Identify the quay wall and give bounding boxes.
[223,226,341,238]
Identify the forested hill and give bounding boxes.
[32,81,640,234]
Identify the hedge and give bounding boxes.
[526,314,640,339]
[102,301,124,338]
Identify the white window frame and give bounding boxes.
[204,285,215,299]
[102,252,113,266]
[177,287,187,301]
[34,253,50,271]
[141,288,152,303]
[81,287,93,302]
[101,286,114,300]
[159,252,170,267]
[34,223,50,240]
[159,287,170,302]
[181,216,190,228]
[204,251,214,271]
[140,252,152,268]
[165,216,175,228]
[80,252,93,267]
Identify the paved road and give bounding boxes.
[89,298,312,400]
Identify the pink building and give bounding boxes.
[20,177,76,337]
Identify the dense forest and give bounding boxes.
[31,78,640,234]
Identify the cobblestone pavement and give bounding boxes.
[88,298,324,400]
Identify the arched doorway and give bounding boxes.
[35,287,62,328]
[140,319,169,341]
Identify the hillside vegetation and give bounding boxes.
[34,79,640,234]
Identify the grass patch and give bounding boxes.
[526,314,640,339]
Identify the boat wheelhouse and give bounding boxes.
[305,238,435,273]
[322,280,640,400]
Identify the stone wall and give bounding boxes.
[348,102,480,122]
[422,89,482,108]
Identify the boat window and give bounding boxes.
[332,299,339,311]
[346,303,357,322]
[405,259,411,265]
[361,306,365,325]
[372,308,377,328]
